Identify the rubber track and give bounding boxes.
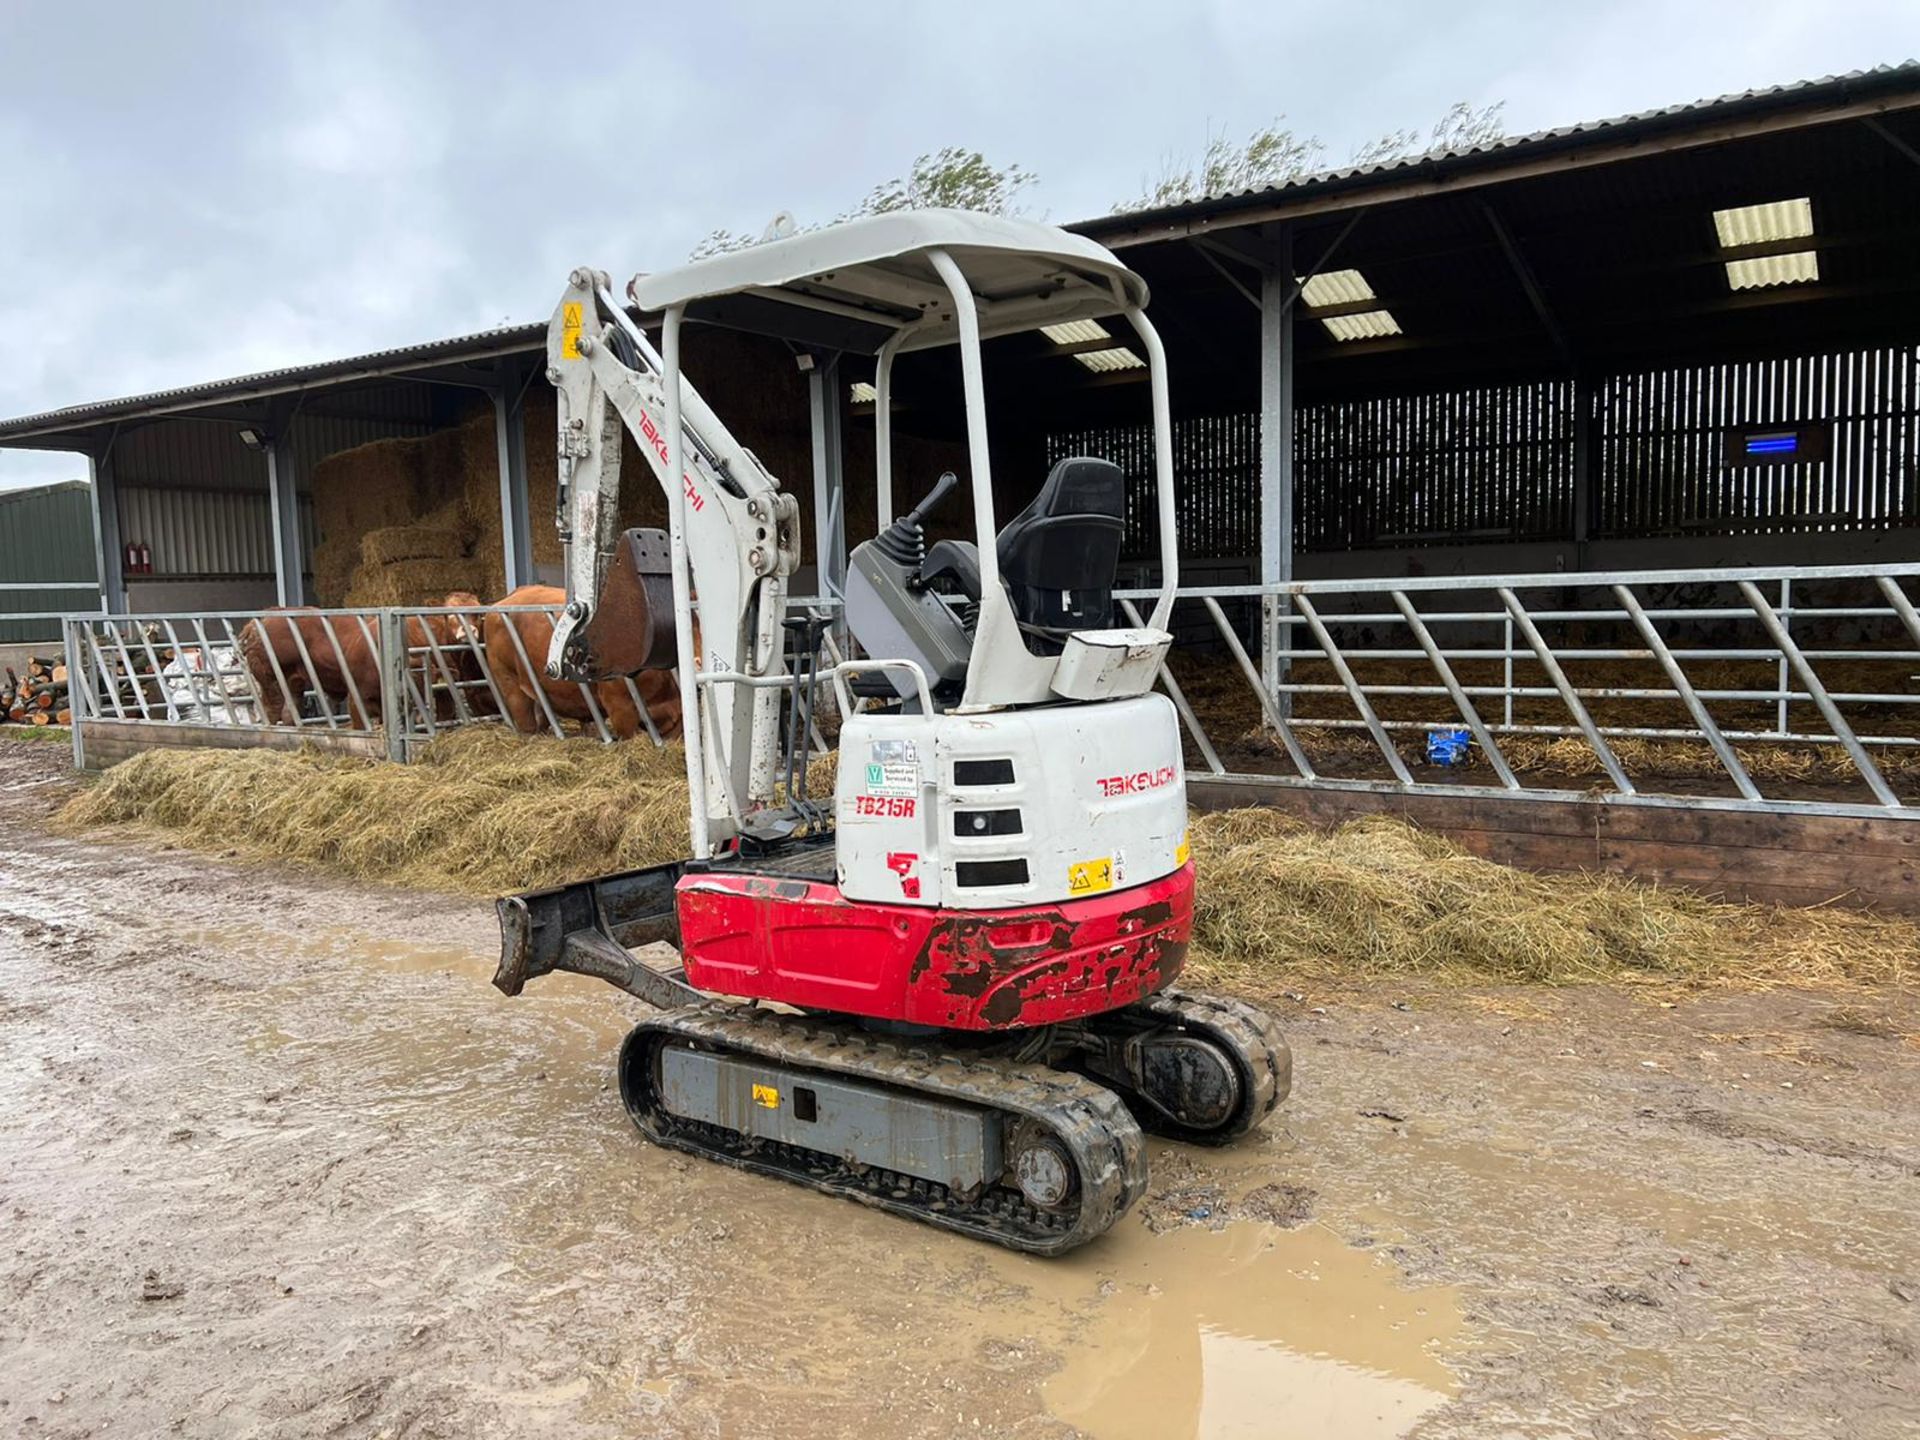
[1121,988,1293,1145]
[619,1004,1150,1256]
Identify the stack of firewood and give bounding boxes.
[2,656,72,727]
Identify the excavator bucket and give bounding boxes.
[565,527,678,680]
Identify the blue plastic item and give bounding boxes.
[1425,727,1473,766]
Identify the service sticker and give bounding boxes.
[751,1083,780,1109]
[1069,857,1115,895]
[867,738,920,798]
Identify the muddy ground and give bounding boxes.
[2,734,1917,1439]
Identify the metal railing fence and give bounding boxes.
[1114,561,1920,817]
[51,562,1920,817]
[60,603,681,762]
[58,598,844,767]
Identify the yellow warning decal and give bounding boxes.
[751,1083,780,1109]
[1175,830,1191,867]
[1069,857,1115,895]
[561,300,584,360]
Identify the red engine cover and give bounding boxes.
[675,863,1194,1030]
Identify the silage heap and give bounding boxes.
[59,730,1918,990]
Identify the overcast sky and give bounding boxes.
[1,0,1915,487]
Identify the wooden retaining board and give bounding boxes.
[79,719,383,771]
[1189,776,1920,915]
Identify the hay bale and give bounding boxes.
[309,407,499,605]
[345,558,490,608]
[361,525,466,565]
[310,434,433,605]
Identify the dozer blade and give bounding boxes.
[493,860,697,1010]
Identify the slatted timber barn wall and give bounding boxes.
[1048,412,1262,561]
[1295,380,1574,550]
[1049,342,1920,560]
[1598,344,1920,536]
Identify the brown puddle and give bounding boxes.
[1018,1217,1460,1440]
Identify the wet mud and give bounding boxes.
[3,735,1919,1437]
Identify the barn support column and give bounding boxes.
[88,434,126,614]
[807,351,848,617]
[266,420,305,607]
[1258,224,1296,713]
[494,358,536,593]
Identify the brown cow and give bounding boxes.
[483,584,683,741]
[239,593,482,728]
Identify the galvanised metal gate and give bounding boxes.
[1114,560,1920,818]
[59,602,676,767]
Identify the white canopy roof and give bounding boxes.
[628,210,1149,353]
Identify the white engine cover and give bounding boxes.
[834,694,1189,909]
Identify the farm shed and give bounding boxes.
[0,479,98,650]
[2,66,1916,627]
[6,65,1920,910]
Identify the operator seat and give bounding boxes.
[923,455,1127,641]
[996,455,1126,635]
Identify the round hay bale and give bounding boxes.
[361,525,466,565]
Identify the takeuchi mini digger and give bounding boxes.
[491,210,1291,1254]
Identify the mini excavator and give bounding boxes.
[492,210,1291,1254]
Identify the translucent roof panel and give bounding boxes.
[1321,310,1404,342]
[1073,346,1146,373]
[1725,251,1820,291]
[1299,269,1380,307]
[1712,197,1814,247]
[1041,319,1113,346]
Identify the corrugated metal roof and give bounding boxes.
[0,322,541,443]
[0,477,89,507]
[1076,63,1920,237]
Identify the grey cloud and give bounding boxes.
[2,0,1915,487]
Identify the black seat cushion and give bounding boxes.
[994,456,1125,635]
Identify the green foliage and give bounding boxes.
[841,146,1034,220]
[690,102,1508,254]
[1114,101,1506,213]
[1349,100,1507,169]
[690,148,1032,260]
[1123,122,1324,213]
